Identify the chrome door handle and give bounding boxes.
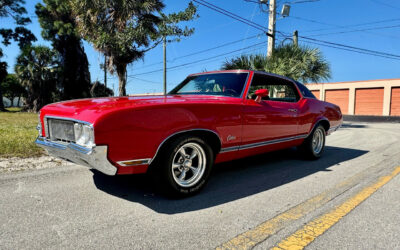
[288,109,297,112]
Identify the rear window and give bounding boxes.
[296,82,316,99]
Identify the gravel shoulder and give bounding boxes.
[0,156,74,173]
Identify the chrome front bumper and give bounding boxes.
[35,137,117,175]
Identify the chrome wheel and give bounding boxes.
[312,128,324,154]
[171,142,207,188]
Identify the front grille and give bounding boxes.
[48,119,75,142]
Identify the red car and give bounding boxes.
[36,70,342,196]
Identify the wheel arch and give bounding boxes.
[311,118,330,134]
[150,129,222,165]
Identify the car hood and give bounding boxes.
[40,95,241,124]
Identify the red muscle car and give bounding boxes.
[36,70,342,196]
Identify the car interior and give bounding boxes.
[248,74,299,103]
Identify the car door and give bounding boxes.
[241,73,301,147]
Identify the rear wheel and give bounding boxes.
[158,136,214,197]
[298,124,326,159]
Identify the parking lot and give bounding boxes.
[0,122,399,249]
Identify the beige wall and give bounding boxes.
[306,79,400,116]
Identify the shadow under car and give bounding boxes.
[91,146,368,214]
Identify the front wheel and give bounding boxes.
[298,124,326,159]
[158,136,214,197]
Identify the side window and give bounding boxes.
[247,74,300,102]
[296,82,316,99]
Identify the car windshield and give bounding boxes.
[169,73,248,97]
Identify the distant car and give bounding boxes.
[36,70,342,196]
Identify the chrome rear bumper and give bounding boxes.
[327,124,341,135]
[35,137,117,175]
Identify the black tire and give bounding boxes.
[156,135,214,197]
[298,124,326,159]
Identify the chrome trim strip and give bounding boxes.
[35,137,117,175]
[149,128,222,164]
[117,158,152,167]
[239,134,308,150]
[239,72,251,99]
[220,146,240,153]
[44,117,49,138]
[44,115,92,126]
[220,134,308,153]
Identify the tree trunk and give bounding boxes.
[56,36,91,100]
[17,96,21,107]
[116,64,127,96]
[0,85,5,111]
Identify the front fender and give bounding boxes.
[94,106,203,165]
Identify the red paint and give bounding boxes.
[39,70,342,175]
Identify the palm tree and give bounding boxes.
[14,46,60,112]
[69,0,197,96]
[222,44,331,83]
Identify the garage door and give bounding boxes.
[390,87,400,116]
[325,89,349,114]
[311,90,320,99]
[355,88,384,115]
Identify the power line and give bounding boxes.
[289,0,322,4]
[128,76,162,85]
[130,41,267,77]
[276,30,400,60]
[301,18,400,34]
[370,0,400,11]
[193,1,400,62]
[128,41,278,89]
[194,0,400,63]
[300,39,400,61]
[166,41,271,73]
[289,15,400,39]
[193,0,273,36]
[297,35,400,60]
[244,0,261,4]
[308,24,400,37]
[134,33,264,71]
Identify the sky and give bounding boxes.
[1,0,400,95]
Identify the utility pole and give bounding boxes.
[293,30,298,46]
[163,36,167,95]
[267,0,276,57]
[104,55,107,94]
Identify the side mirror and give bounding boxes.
[255,89,269,103]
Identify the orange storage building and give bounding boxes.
[306,79,400,116]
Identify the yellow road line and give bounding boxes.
[272,166,400,250]
[216,162,387,250]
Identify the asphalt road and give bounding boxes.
[1,122,399,249]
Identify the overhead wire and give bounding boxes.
[369,0,400,11]
[307,24,400,37]
[131,0,400,79]
[301,18,400,33]
[133,33,264,71]
[288,15,400,39]
[193,0,273,36]
[130,40,267,77]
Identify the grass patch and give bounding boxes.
[0,111,44,158]
[6,107,23,112]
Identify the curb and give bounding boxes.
[343,115,400,123]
